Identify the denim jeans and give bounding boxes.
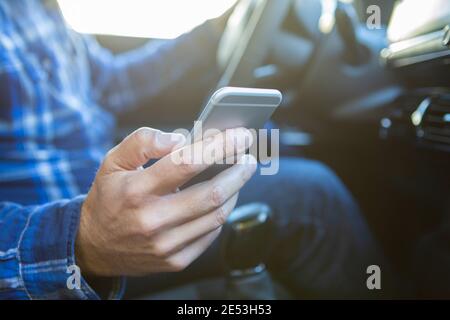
[124,157,392,298]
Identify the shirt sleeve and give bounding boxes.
[0,196,125,299]
[85,21,222,114]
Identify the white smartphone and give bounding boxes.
[183,87,282,188]
[192,87,282,141]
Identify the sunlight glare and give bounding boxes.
[58,0,238,39]
[388,0,449,42]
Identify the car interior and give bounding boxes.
[72,0,450,298]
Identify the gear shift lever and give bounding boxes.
[222,203,276,299]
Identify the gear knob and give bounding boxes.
[222,203,273,274]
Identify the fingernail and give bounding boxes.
[156,132,186,148]
[238,154,257,174]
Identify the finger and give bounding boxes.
[101,127,185,173]
[152,154,256,227]
[165,227,222,272]
[140,127,253,194]
[151,193,238,257]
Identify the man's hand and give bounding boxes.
[75,127,256,276]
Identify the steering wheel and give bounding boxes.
[216,0,292,88]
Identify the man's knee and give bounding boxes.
[277,158,341,195]
[232,158,354,239]
[240,157,360,225]
[273,158,356,220]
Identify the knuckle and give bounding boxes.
[215,206,228,227]
[152,243,171,259]
[123,185,142,207]
[139,216,161,238]
[100,149,117,172]
[178,161,196,177]
[210,185,226,208]
[134,127,154,145]
[168,258,189,272]
[133,130,155,161]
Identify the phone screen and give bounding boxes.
[182,87,282,188]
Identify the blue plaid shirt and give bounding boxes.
[0,0,218,299]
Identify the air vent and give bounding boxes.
[412,96,450,149]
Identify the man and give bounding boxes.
[0,0,389,299]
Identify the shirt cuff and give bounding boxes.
[18,195,125,299]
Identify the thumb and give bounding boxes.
[101,127,185,173]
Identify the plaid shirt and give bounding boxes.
[0,0,218,299]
